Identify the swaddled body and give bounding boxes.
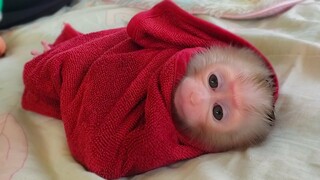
[22,1,278,179]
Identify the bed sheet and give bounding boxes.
[0,0,319,179]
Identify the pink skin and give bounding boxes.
[31,41,51,56]
[174,64,244,132]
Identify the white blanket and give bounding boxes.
[0,0,319,179]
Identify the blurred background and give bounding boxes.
[0,0,73,29]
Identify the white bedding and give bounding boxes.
[0,0,319,179]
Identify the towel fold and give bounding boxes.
[22,1,278,178]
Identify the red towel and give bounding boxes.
[22,0,278,178]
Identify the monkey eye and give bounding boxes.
[208,74,218,89]
[213,104,223,121]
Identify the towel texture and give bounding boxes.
[22,0,278,178]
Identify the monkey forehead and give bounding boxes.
[231,78,274,135]
[218,80,274,134]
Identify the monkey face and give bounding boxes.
[174,63,246,133]
[173,46,276,151]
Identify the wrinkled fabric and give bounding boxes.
[21,1,278,179]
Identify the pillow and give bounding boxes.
[108,0,305,19]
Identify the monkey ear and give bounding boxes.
[268,74,279,102]
[266,75,276,88]
[266,74,278,104]
[267,109,275,126]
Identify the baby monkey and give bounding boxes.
[32,42,275,152]
[174,46,276,151]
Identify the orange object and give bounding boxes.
[0,36,6,56]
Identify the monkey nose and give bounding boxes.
[190,91,209,105]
